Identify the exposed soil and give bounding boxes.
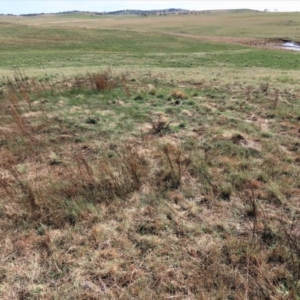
[161,32,298,50]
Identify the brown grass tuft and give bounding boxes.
[169,89,186,99]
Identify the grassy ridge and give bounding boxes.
[4,12,300,39]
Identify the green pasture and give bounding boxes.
[1,13,300,76]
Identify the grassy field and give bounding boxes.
[0,12,300,299]
[5,12,300,39]
[1,12,300,78]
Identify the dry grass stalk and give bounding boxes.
[7,166,38,210]
[278,216,300,290]
[273,89,279,109]
[20,86,31,110]
[245,85,253,102]
[121,73,131,97]
[249,188,258,240]
[8,90,33,138]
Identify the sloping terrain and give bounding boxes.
[0,12,300,299]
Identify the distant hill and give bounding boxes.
[53,8,191,16]
[99,8,191,15]
[1,8,262,17]
[55,8,262,16]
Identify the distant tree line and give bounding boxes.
[20,13,45,17]
[0,13,45,16]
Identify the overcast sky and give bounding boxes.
[1,1,300,15]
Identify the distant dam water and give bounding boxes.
[281,42,300,51]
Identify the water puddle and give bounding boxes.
[281,42,300,51]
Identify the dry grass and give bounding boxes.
[0,70,300,299]
[169,89,186,100]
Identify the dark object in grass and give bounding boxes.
[134,95,143,101]
[85,117,99,124]
[231,133,245,144]
[151,116,172,135]
[220,186,232,201]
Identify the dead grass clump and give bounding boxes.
[151,143,193,192]
[93,73,115,91]
[3,87,50,150]
[74,69,130,93]
[147,84,156,95]
[7,90,35,141]
[157,144,183,190]
[5,70,53,98]
[260,82,269,94]
[169,89,186,100]
[151,116,171,135]
[26,150,145,225]
[4,69,126,101]
[73,70,119,92]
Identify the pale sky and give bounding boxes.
[1,1,300,15]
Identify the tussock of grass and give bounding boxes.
[169,89,186,100]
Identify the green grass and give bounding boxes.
[1,20,300,74]
[0,24,241,52]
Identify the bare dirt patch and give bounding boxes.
[161,32,284,50]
